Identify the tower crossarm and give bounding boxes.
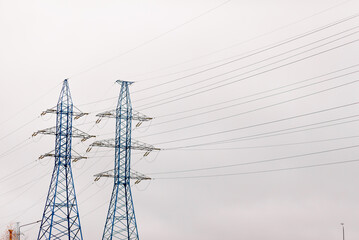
[38,149,87,162]
[95,109,152,124]
[94,169,151,184]
[131,139,161,151]
[88,138,116,149]
[133,110,153,121]
[95,110,116,119]
[72,127,96,141]
[32,126,95,142]
[87,138,160,155]
[32,126,56,136]
[41,106,89,119]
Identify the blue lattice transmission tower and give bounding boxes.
[87,80,159,240]
[33,79,92,240]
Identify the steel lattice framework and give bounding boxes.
[102,80,139,240]
[37,79,83,240]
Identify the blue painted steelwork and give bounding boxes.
[102,81,139,240]
[37,79,83,240]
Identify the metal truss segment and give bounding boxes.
[94,169,151,183]
[101,81,140,240]
[88,138,160,156]
[95,109,152,125]
[41,106,89,120]
[38,149,87,162]
[33,126,95,142]
[37,79,83,240]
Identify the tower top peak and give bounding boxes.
[115,80,134,85]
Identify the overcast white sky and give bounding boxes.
[1,0,359,239]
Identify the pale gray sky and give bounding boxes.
[1,0,359,239]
